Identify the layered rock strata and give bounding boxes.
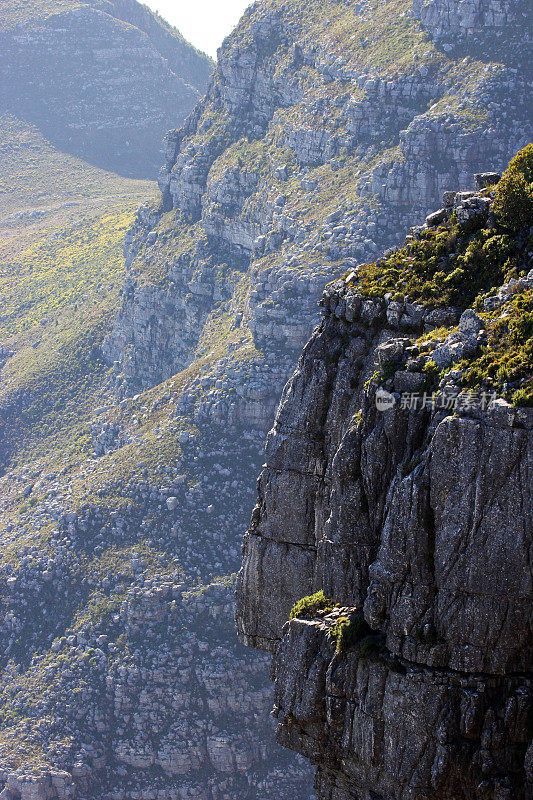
[105,0,531,391]
[0,0,212,177]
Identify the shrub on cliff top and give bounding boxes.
[492,144,533,234]
[289,590,335,620]
[355,218,513,309]
[459,289,533,407]
[348,146,533,309]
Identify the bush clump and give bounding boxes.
[353,218,517,310]
[459,289,533,406]
[289,590,335,620]
[348,146,533,310]
[492,144,533,234]
[423,359,440,389]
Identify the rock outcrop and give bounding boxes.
[0,574,313,800]
[412,0,530,48]
[0,415,314,798]
[236,170,533,799]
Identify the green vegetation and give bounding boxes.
[0,207,134,340]
[0,0,83,31]
[0,114,152,224]
[352,146,533,406]
[130,216,207,284]
[379,146,533,406]
[330,611,372,654]
[460,289,533,406]
[229,0,442,76]
[205,0,496,255]
[428,91,492,132]
[316,0,436,72]
[0,110,154,470]
[423,359,440,389]
[0,0,528,780]
[289,590,335,620]
[289,598,383,660]
[0,309,110,467]
[0,207,141,469]
[353,219,523,310]
[208,137,293,185]
[492,144,533,234]
[347,145,532,310]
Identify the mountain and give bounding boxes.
[236,147,533,798]
[0,0,213,178]
[0,0,531,799]
[0,1,314,798]
[0,0,214,373]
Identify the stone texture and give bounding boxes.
[236,188,533,798]
[273,613,530,800]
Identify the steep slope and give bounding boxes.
[0,114,154,225]
[0,1,315,796]
[0,108,156,478]
[105,0,531,390]
[0,62,314,800]
[236,149,533,798]
[0,0,213,178]
[0,0,531,799]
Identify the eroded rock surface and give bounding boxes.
[274,612,531,800]
[236,177,533,799]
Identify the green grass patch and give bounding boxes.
[290,590,336,620]
[0,207,140,470]
[330,611,372,654]
[0,113,153,224]
[459,289,533,406]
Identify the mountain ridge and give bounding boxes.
[0,0,531,798]
[0,0,213,179]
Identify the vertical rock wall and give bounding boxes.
[235,183,533,798]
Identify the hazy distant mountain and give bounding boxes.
[0,0,213,178]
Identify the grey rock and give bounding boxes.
[237,263,533,798]
[475,171,502,189]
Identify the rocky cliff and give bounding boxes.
[104,0,531,392]
[0,0,532,799]
[236,151,533,798]
[0,0,212,178]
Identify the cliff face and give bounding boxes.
[412,0,529,43]
[104,0,531,392]
[0,0,212,178]
[236,167,533,798]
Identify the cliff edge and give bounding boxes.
[236,147,533,799]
